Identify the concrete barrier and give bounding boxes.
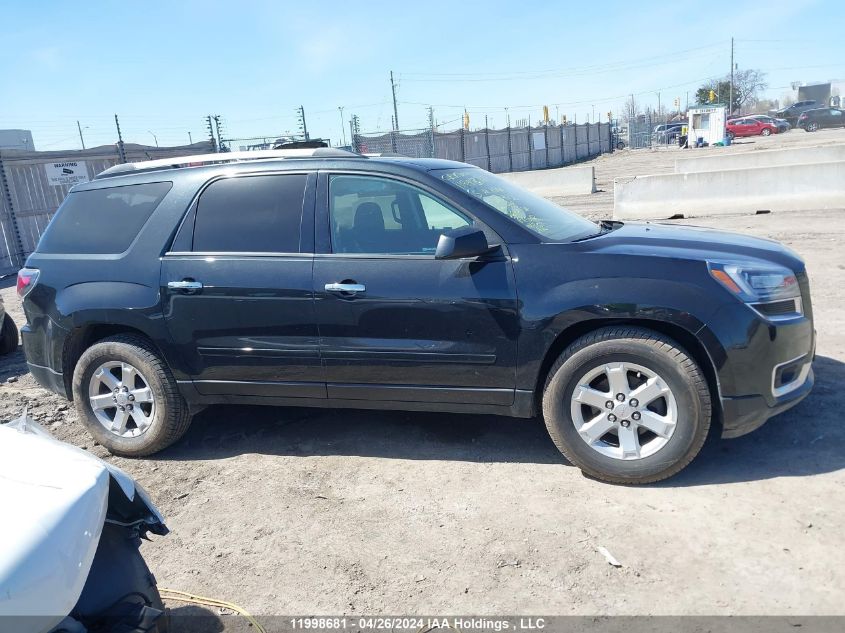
[500,165,595,196]
[614,161,845,220]
[675,144,845,174]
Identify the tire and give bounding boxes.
[72,334,192,456]
[807,122,819,132]
[727,131,735,141]
[761,128,772,136]
[542,327,711,484]
[0,313,18,355]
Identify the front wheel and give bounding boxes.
[72,334,192,456]
[761,128,772,136]
[542,327,711,484]
[806,122,819,132]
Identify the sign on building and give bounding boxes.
[45,161,89,186]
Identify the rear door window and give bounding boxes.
[38,182,172,254]
[192,174,308,253]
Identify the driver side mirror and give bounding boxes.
[435,226,492,260]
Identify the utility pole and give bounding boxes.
[338,106,346,147]
[77,120,86,150]
[206,116,217,152]
[729,36,735,115]
[657,92,661,118]
[212,115,225,151]
[296,106,309,141]
[114,114,126,163]
[390,71,399,131]
[188,132,193,145]
[349,114,360,153]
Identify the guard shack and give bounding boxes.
[687,105,726,146]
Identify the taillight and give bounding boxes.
[16,268,39,298]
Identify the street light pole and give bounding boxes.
[338,106,347,147]
[76,120,86,149]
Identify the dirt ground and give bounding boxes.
[1,127,844,626]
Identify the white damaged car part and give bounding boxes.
[0,412,168,633]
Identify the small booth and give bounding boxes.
[687,105,727,147]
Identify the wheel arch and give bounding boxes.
[534,317,722,425]
[62,324,168,400]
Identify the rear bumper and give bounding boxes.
[26,361,68,398]
[22,321,71,399]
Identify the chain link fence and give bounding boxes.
[626,113,687,149]
[353,122,612,173]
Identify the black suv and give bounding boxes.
[19,149,815,484]
[773,100,818,126]
[797,107,845,132]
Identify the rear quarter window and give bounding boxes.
[37,182,172,254]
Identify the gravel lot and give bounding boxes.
[1,127,843,626]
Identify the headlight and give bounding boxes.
[708,261,803,319]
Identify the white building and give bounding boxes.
[0,129,35,151]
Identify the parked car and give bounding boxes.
[0,412,168,633]
[652,122,685,144]
[726,117,778,139]
[772,100,818,126]
[19,149,815,484]
[797,107,845,132]
[0,294,18,355]
[750,115,791,133]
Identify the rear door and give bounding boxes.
[161,171,324,399]
[825,108,843,128]
[312,172,519,405]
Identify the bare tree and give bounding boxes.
[623,95,641,123]
[733,69,768,110]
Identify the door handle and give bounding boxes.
[325,282,366,294]
[168,280,203,291]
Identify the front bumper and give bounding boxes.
[721,362,814,438]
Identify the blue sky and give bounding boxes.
[2,0,842,150]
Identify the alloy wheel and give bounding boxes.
[88,361,156,438]
[569,361,678,460]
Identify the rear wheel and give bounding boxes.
[0,313,18,355]
[72,334,192,456]
[542,327,711,484]
[727,131,735,140]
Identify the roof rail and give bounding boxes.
[95,147,363,179]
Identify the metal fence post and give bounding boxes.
[544,126,550,168]
[560,125,565,165]
[484,118,492,171]
[507,125,513,172]
[528,126,533,170]
[390,130,398,153]
[459,128,465,163]
[0,152,25,269]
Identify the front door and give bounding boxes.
[312,172,519,405]
[162,171,325,399]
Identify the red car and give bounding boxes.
[726,117,778,139]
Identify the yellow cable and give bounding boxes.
[159,588,267,633]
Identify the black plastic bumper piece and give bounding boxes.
[720,366,814,439]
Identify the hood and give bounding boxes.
[581,221,805,271]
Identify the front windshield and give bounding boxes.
[437,167,599,242]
